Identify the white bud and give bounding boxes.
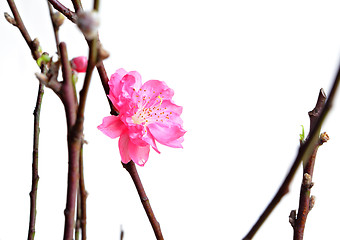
[77,11,99,40]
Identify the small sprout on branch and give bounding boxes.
[289,210,296,228]
[4,12,16,26]
[309,195,316,211]
[36,53,51,67]
[299,125,305,144]
[76,11,99,40]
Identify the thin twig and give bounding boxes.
[79,144,87,240]
[5,2,44,239]
[75,190,81,240]
[122,161,164,240]
[28,82,44,240]
[47,1,61,55]
[6,0,41,60]
[292,89,327,240]
[243,63,340,240]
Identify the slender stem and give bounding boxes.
[48,0,77,23]
[75,190,81,240]
[6,0,40,60]
[293,145,319,240]
[122,162,164,240]
[293,90,327,240]
[243,62,340,240]
[28,82,44,240]
[79,145,87,240]
[47,1,61,55]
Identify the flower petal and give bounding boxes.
[119,133,131,164]
[128,140,150,166]
[136,80,174,106]
[97,115,126,139]
[108,69,143,112]
[143,129,160,154]
[148,122,186,148]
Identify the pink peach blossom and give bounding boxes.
[70,56,88,73]
[98,68,185,166]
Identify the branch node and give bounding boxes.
[97,43,110,62]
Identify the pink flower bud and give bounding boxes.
[70,56,88,73]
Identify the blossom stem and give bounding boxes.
[123,161,164,240]
[243,61,340,240]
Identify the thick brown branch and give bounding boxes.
[243,63,340,240]
[122,161,164,240]
[59,42,81,240]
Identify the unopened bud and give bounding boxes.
[77,11,99,40]
[320,132,329,144]
[309,195,316,211]
[4,12,16,26]
[52,12,65,28]
[36,52,51,67]
[70,56,88,73]
[303,173,312,188]
[32,38,41,53]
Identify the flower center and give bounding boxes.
[131,88,172,126]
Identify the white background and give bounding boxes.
[1,0,340,239]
